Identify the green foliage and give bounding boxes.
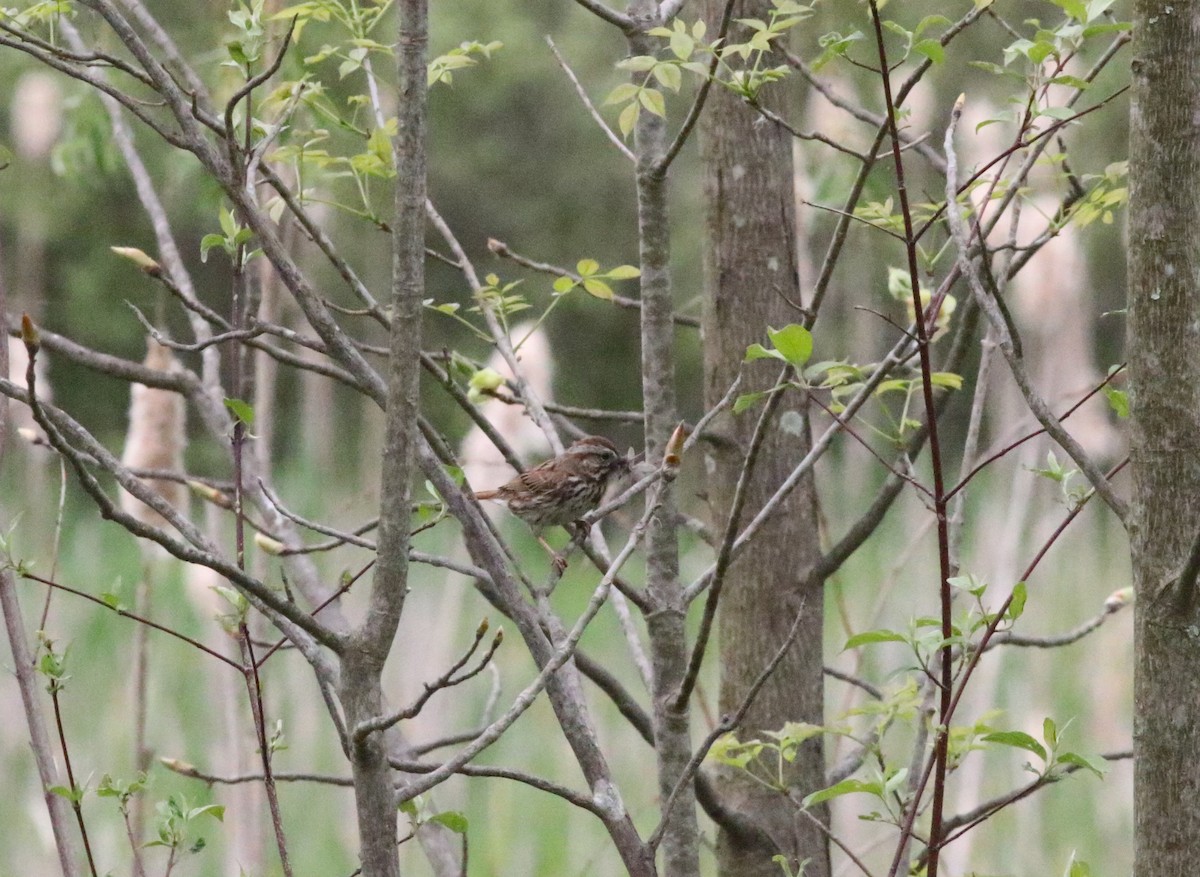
[224,397,256,428]
[201,206,259,267]
[97,772,149,816]
[145,794,225,856]
[1073,161,1128,227]
[428,40,504,87]
[1030,451,1093,508]
[551,259,640,301]
[400,793,469,838]
[36,633,70,694]
[744,324,814,368]
[226,0,267,69]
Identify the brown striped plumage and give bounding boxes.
[473,435,628,528]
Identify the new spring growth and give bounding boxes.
[20,313,38,354]
[187,479,233,509]
[254,533,286,556]
[110,246,163,277]
[476,617,504,647]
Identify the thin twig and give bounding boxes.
[393,487,663,806]
[354,622,503,741]
[546,36,635,162]
[943,96,1127,524]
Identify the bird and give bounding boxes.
[473,435,631,569]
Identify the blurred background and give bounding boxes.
[0,0,1132,874]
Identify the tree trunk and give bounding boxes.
[1128,3,1200,875]
[628,10,699,873]
[699,3,830,876]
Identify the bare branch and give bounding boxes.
[571,0,637,32]
[546,36,635,162]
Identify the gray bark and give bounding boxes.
[627,6,699,873]
[1128,3,1200,875]
[700,3,830,875]
[340,1,429,874]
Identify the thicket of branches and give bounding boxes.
[0,1,1144,876]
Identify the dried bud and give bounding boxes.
[20,314,39,353]
[486,238,508,255]
[663,422,688,469]
[110,246,162,276]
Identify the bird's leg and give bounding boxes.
[536,534,568,573]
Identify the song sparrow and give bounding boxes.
[473,435,630,530]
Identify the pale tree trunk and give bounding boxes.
[700,3,830,876]
[1129,3,1200,875]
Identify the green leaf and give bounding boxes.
[638,87,666,117]
[802,777,881,808]
[1056,751,1108,779]
[1050,0,1088,21]
[874,379,911,396]
[1043,716,1058,749]
[224,398,255,427]
[219,205,238,238]
[1039,105,1077,121]
[1103,386,1128,418]
[913,14,952,37]
[733,391,768,414]
[947,574,987,597]
[929,372,963,390]
[669,31,694,60]
[618,101,640,138]
[606,264,641,280]
[188,803,225,822]
[576,258,600,276]
[654,61,683,91]
[706,733,763,768]
[469,368,505,393]
[617,54,658,72]
[843,629,908,650]
[429,810,469,834]
[766,324,813,367]
[1006,581,1027,622]
[581,279,614,300]
[199,234,227,262]
[912,38,944,64]
[552,275,577,294]
[744,343,784,363]
[982,729,1046,761]
[603,82,640,106]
